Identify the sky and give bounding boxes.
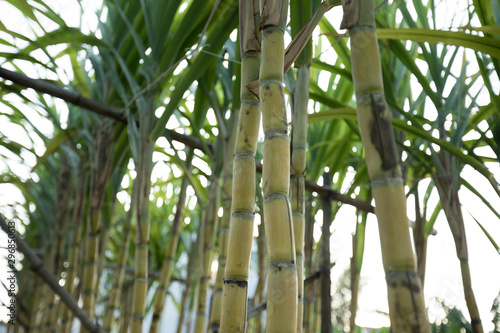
[0,0,500,332]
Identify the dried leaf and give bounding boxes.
[340,0,360,29]
[259,0,284,29]
[240,0,261,53]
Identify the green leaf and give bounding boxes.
[308,108,357,124]
[469,212,500,255]
[21,27,106,54]
[376,28,500,59]
[32,128,78,171]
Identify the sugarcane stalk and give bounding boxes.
[45,162,73,331]
[150,152,193,333]
[81,125,114,331]
[289,0,313,319]
[102,187,135,332]
[60,173,88,332]
[130,138,154,333]
[303,195,316,333]
[434,170,484,333]
[341,0,430,330]
[219,0,261,331]
[95,220,111,298]
[208,113,238,332]
[37,240,56,333]
[208,52,241,330]
[177,231,200,333]
[194,177,221,333]
[118,287,133,333]
[249,189,267,332]
[312,273,321,333]
[412,189,428,288]
[320,172,333,332]
[349,200,367,333]
[259,1,298,331]
[290,42,311,331]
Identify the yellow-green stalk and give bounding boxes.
[81,127,114,331]
[95,221,111,299]
[130,140,154,333]
[412,191,428,288]
[289,0,312,318]
[320,172,333,332]
[36,241,55,333]
[341,0,429,330]
[249,208,267,333]
[28,278,42,332]
[303,196,315,333]
[349,197,368,333]
[312,276,321,333]
[259,1,298,331]
[434,175,484,333]
[150,155,192,333]
[208,112,238,332]
[290,66,308,332]
[60,174,88,332]
[193,179,221,333]
[289,0,314,312]
[46,163,72,331]
[118,287,133,333]
[177,232,200,333]
[81,206,100,326]
[220,0,261,331]
[102,188,135,332]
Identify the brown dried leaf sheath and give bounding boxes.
[340,0,360,29]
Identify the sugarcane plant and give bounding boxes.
[2,1,500,333]
[220,0,261,331]
[340,0,430,330]
[259,0,298,331]
[290,0,316,330]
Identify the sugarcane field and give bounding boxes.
[1,0,500,332]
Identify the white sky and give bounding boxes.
[0,0,499,331]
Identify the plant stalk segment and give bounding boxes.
[220,0,261,331]
[260,0,298,331]
[343,0,430,331]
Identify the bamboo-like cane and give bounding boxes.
[37,241,55,333]
[208,113,238,332]
[130,140,154,333]
[320,172,333,332]
[349,196,368,333]
[312,273,321,333]
[193,178,221,333]
[289,0,313,322]
[176,232,200,333]
[249,189,267,332]
[434,173,484,333]
[290,31,311,329]
[46,162,72,331]
[102,184,136,332]
[412,190,428,288]
[219,0,261,331]
[118,287,133,333]
[303,195,315,333]
[259,1,298,331]
[208,53,241,329]
[341,0,430,330]
[81,126,114,331]
[60,174,88,332]
[150,153,193,333]
[0,215,100,333]
[290,65,308,332]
